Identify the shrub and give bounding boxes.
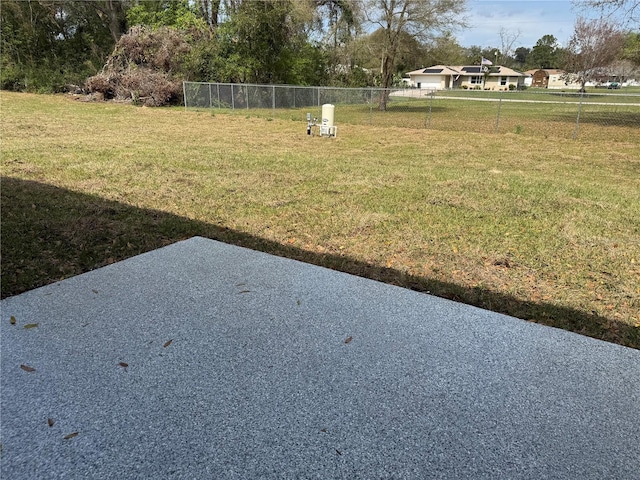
[1,64,25,91]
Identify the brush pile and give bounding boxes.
[86,26,189,106]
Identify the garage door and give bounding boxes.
[415,76,441,89]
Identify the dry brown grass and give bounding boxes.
[2,92,639,348]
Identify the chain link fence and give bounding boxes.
[183,81,640,141]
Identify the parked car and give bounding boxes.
[607,82,620,89]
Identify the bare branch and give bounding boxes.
[563,17,626,89]
[573,0,640,25]
[499,28,521,65]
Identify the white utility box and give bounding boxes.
[319,104,337,137]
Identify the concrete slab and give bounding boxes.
[1,236,638,479]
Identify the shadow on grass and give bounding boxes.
[551,111,640,128]
[2,176,638,350]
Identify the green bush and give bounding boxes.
[0,62,25,91]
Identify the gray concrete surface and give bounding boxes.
[1,236,639,479]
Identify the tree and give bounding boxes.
[423,32,466,66]
[355,28,430,75]
[498,27,520,66]
[313,0,366,85]
[93,0,128,42]
[528,34,562,69]
[0,0,123,92]
[573,0,640,25]
[609,59,640,82]
[514,46,531,67]
[196,0,222,29]
[621,32,640,64]
[461,45,500,66]
[314,0,361,49]
[126,0,207,30]
[562,17,625,90]
[363,0,467,110]
[217,0,324,84]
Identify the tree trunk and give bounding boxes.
[378,53,393,111]
[95,0,125,43]
[199,0,220,29]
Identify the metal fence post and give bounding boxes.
[370,88,373,125]
[272,85,276,111]
[209,83,212,109]
[495,90,503,133]
[573,90,584,140]
[183,81,187,110]
[217,83,220,109]
[427,91,433,129]
[231,84,235,110]
[246,86,249,110]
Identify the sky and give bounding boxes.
[456,0,605,50]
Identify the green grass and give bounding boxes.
[2,91,639,348]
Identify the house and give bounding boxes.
[406,65,526,91]
[524,69,581,89]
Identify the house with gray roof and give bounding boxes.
[406,65,526,91]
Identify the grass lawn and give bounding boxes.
[2,91,639,348]
[212,92,640,141]
[432,87,640,103]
